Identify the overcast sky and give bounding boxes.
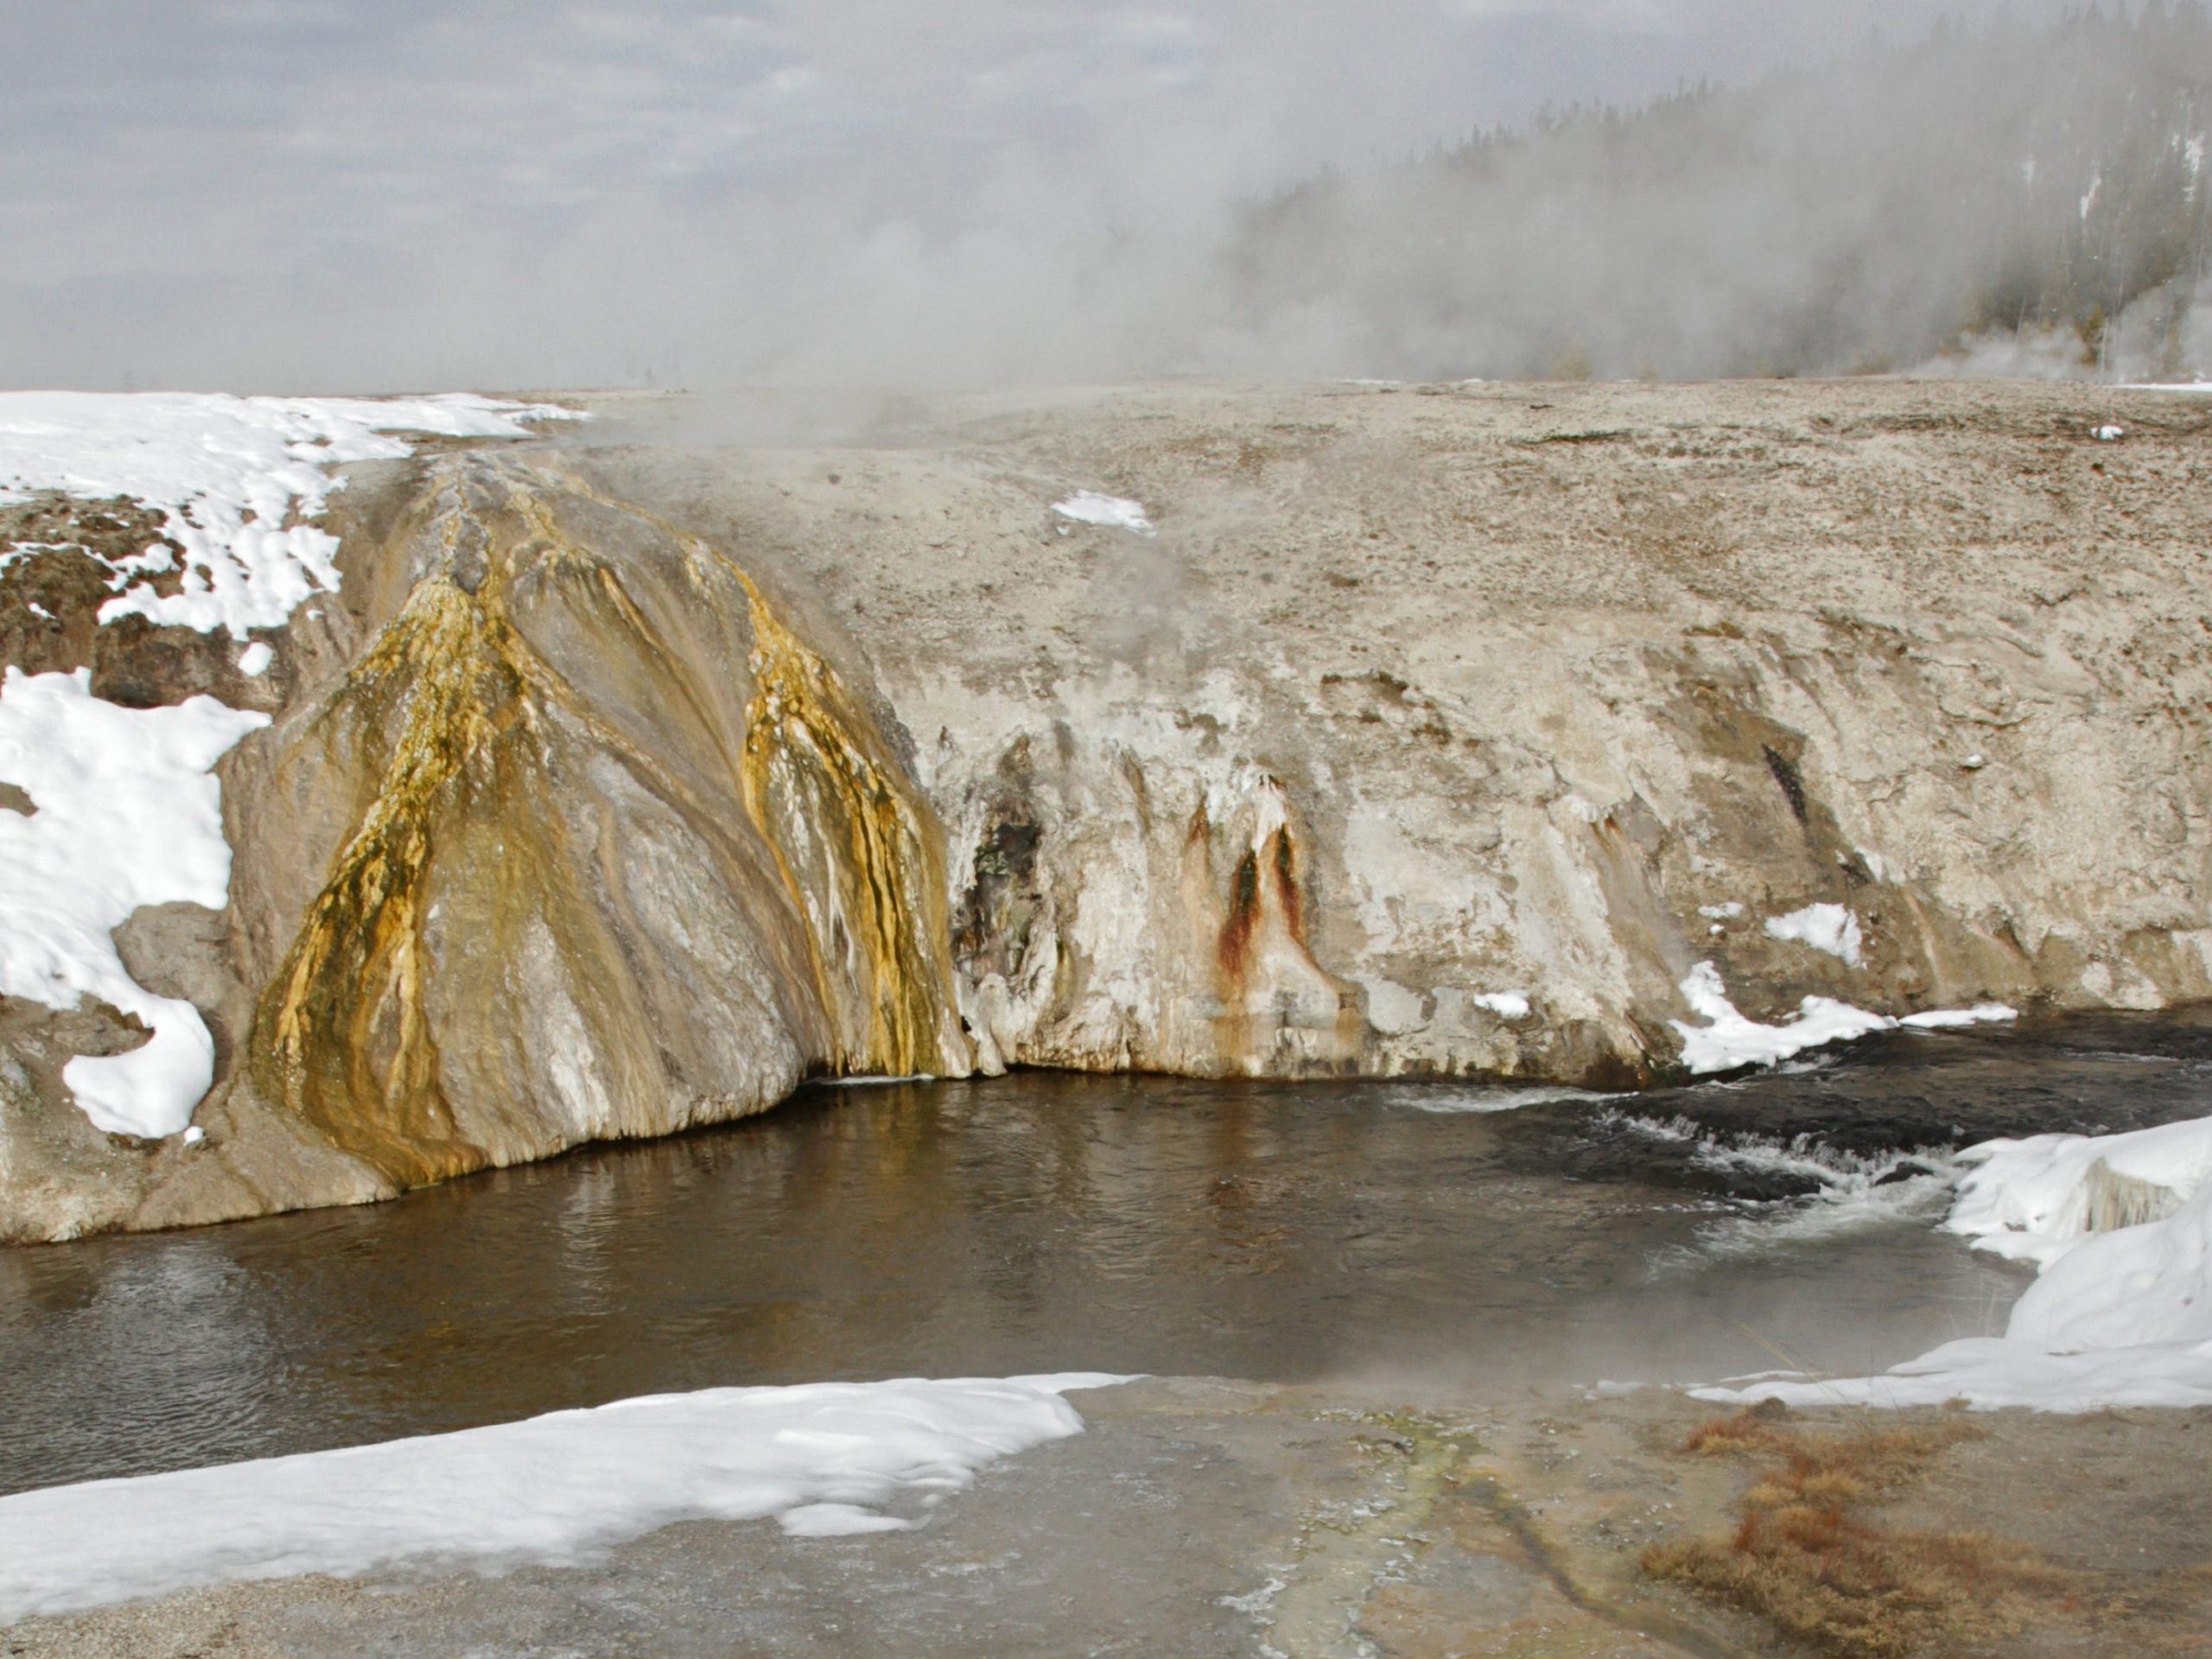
[0,1,2068,391]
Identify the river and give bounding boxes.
[5,1012,2209,1497]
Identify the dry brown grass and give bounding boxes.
[1642,1405,2079,1658]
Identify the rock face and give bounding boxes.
[6,379,2212,1239]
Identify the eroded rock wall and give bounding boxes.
[7,378,2212,1239]
[586,379,2212,1088]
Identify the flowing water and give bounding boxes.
[5,1013,2212,1497]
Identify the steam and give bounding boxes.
[8,0,2184,393]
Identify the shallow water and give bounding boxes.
[4,1014,2209,1496]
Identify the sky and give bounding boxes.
[0,1,2070,392]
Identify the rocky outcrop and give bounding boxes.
[7,378,2212,1239]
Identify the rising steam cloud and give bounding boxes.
[8,0,2194,392]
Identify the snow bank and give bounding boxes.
[0,1373,1129,1622]
[0,392,573,639]
[1763,903,1863,967]
[1943,1115,2212,1267]
[1051,490,1155,534]
[1669,962,2014,1074]
[1695,1114,2212,1411]
[0,670,267,1136]
[0,391,567,1138]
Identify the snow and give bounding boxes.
[2092,423,2125,442]
[1471,990,1531,1019]
[0,391,568,1138]
[1898,1004,2020,1030]
[1942,1114,2212,1268]
[1763,903,1863,967]
[1669,961,2014,1075]
[0,669,267,1137]
[1696,1113,2212,1412]
[1670,962,1890,1072]
[1051,490,1155,535]
[0,1372,1130,1622]
[1697,902,1744,920]
[0,391,574,640]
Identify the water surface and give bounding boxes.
[4,1014,2209,1495]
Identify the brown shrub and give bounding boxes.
[1643,1408,2074,1658]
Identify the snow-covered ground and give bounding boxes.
[0,1372,1128,1623]
[0,392,570,1138]
[0,393,568,637]
[1698,1112,2212,1411]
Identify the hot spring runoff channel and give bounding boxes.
[7,1013,2212,1495]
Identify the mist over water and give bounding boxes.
[12,0,2181,394]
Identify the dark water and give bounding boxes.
[4,1013,2211,1497]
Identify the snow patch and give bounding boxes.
[1670,962,1891,1072]
[1050,491,1154,535]
[1763,903,1864,967]
[0,669,267,1137]
[1669,962,2013,1075]
[1899,1004,2020,1031]
[236,642,273,677]
[0,392,574,640]
[1942,1115,2212,1268]
[1471,990,1531,1019]
[0,1373,1130,1622]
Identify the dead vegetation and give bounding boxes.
[1642,1403,2078,1658]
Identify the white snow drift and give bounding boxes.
[0,670,267,1137]
[1699,1113,2212,1411]
[0,391,569,1139]
[0,1373,1129,1622]
[1669,960,2015,1074]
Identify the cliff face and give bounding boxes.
[5,380,2212,1239]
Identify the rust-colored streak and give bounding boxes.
[734,569,960,1078]
[1270,824,1306,948]
[254,577,513,1187]
[1217,845,1263,984]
